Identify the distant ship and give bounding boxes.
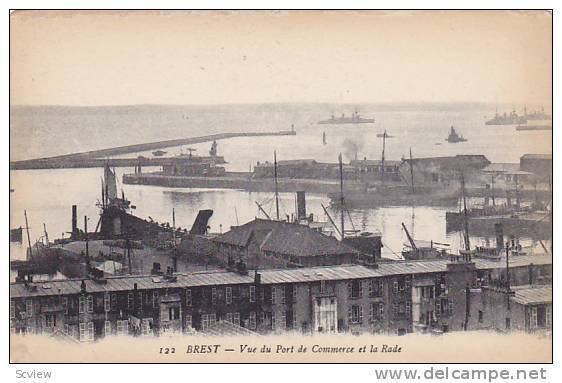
[485,109,526,125]
[445,126,467,143]
[152,150,167,157]
[318,110,374,125]
[376,132,394,138]
[524,106,551,121]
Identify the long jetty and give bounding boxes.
[10,130,296,170]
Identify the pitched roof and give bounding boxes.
[350,159,402,167]
[481,163,532,175]
[510,285,552,305]
[407,155,490,170]
[10,254,551,298]
[521,154,552,160]
[214,218,357,257]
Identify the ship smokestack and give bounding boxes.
[495,223,504,250]
[72,205,78,239]
[296,191,307,221]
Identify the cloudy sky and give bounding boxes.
[10,10,552,106]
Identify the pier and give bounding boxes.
[10,130,296,170]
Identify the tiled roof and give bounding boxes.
[213,218,357,257]
[510,285,552,305]
[10,254,551,299]
[521,154,552,160]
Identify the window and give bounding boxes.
[478,310,484,323]
[212,288,218,304]
[406,302,411,315]
[225,312,241,326]
[249,312,257,329]
[201,314,217,330]
[369,279,384,297]
[546,306,552,328]
[226,287,232,305]
[80,322,94,342]
[393,281,399,294]
[249,285,256,302]
[25,300,33,317]
[186,289,192,307]
[10,300,15,319]
[86,295,93,313]
[348,280,362,299]
[271,311,276,330]
[152,291,158,309]
[78,296,85,314]
[62,297,68,314]
[117,320,128,335]
[370,303,383,322]
[127,292,134,310]
[292,285,298,301]
[79,323,86,341]
[137,292,143,309]
[393,302,399,316]
[104,293,111,312]
[280,287,286,305]
[348,304,363,324]
[320,280,326,294]
[168,307,180,321]
[141,318,151,336]
[111,294,117,310]
[447,301,453,315]
[45,314,56,327]
[271,286,276,304]
[105,321,111,336]
[279,311,286,330]
[186,314,193,329]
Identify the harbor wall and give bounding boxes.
[10,131,296,170]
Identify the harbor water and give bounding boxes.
[10,103,552,262]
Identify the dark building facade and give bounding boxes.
[10,254,551,341]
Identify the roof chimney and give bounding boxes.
[80,280,87,293]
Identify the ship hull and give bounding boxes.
[318,119,375,125]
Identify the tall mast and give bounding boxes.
[381,130,386,185]
[43,223,49,247]
[172,208,177,272]
[461,173,471,251]
[274,150,280,220]
[339,153,345,240]
[491,174,496,207]
[24,210,32,259]
[409,147,415,193]
[84,216,90,271]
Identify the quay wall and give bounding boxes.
[123,172,350,194]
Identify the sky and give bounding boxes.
[10,10,552,106]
